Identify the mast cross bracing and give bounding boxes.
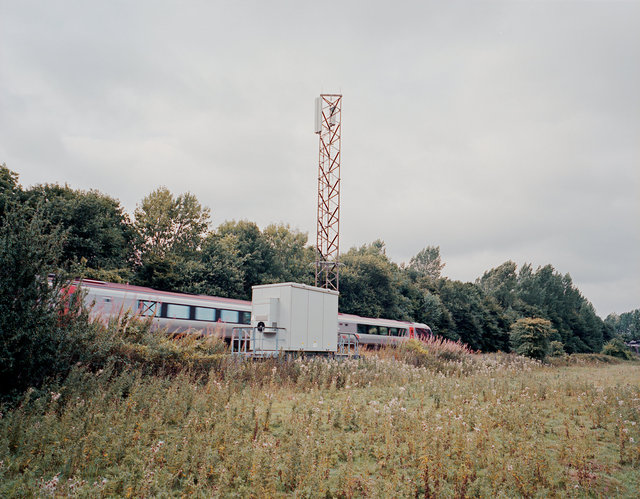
[315,94,342,291]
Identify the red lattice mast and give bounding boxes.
[314,94,342,291]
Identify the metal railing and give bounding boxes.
[230,326,287,358]
[337,332,359,357]
[230,327,253,355]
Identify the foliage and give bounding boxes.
[0,163,21,217]
[478,261,610,354]
[206,220,313,300]
[515,264,606,353]
[408,289,456,339]
[339,241,409,320]
[0,201,85,399]
[23,183,134,271]
[477,260,518,310]
[601,338,634,360]
[408,245,445,280]
[380,337,475,372]
[549,340,566,357]
[605,310,640,341]
[510,317,556,360]
[262,223,314,285]
[1,352,638,497]
[435,279,510,351]
[132,187,211,290]
[133,186,210,260]
[182,231,246,298]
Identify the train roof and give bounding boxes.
[74,278,252,307]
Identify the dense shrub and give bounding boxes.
[510,317,555,360]
[549,340,566,357]
[601,337,634,360]
[0,203,72,400]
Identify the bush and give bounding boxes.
[0,202,132,401]
[510,318,555,361]
[601,338,633,360]
[0,202,72,400]
[549,341,566,357]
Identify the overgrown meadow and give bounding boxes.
[1,334,638,497]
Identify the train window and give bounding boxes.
[416,328,431,338]
[367,326,379,335]
[389,327,399,337]
[195,307,216,322]
[379,327,388,336]
[166,303,190,319]
[400,328,408,337]
[357,324,367,335]
[240,311,251,325]
[138,300,158,317]
[220,309,240,323]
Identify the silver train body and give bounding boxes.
[76,279,432,346]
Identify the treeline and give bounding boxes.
[605,310,640,342]
[0,164,622,354]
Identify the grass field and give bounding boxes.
[1,348,639,497]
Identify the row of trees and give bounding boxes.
[604,310,640,342]
[1,164,628,355]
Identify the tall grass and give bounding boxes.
[1,339,638,497]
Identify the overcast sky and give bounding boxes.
[1,0,638,317]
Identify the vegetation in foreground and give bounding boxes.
[1,345,638,498]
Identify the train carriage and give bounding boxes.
[74,279,432,347]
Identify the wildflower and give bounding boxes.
[51,392,61,402]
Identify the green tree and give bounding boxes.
[183,231,246,298]
[339,241,408,320]
[477,260,518,310]
[133,187,211,290]
[262,223,314,285]
[510,317,555,360]
[0,163,21,217]
[605,310,640,341]
[134,187,210,260]
[214,220,274,299]
[408,245,445,280]
[435,279,508,351]
[549,340,566,357]
[24,184,134,272]
[0,202,66,397]
[411,289,457,340]
[514,264,606,353]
